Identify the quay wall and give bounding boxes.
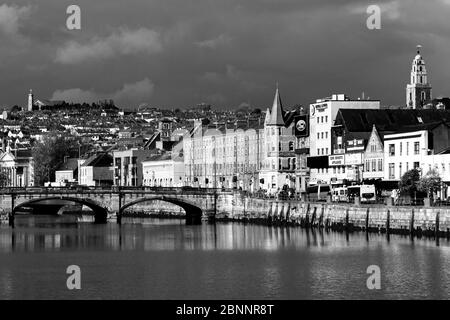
[215,194,450,236]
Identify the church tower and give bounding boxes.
[406,45,432,109]
[27,89,34,111]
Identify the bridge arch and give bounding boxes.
[13,197,108,224]
[119,196,202,224]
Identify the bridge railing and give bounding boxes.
[0,186,233,195]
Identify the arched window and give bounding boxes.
[421,91,426,101]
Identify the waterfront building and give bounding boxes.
[331,109,450,187]
[0,148,33,187]
[258,87,298,193]
[142,152,184,187]
[362,125,385,181]
[307,94,380,185]
[406,46,432,109]
[183,87,297,193]
[54,157,79,185]
[183,119,263,191]
[113,148,158,186]
[79,152,114,187]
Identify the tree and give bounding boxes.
[32,135,78,186]
[398,169,421,197]
[418,169,441,200]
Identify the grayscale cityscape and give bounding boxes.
[1,0,450,303]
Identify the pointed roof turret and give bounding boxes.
[268,84,285,126]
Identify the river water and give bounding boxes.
[0,215,449,300]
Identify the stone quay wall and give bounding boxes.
[215,193,450,237]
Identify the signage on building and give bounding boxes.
[294,115,309,137]
[346,139,365,152]
[345,153,362,165]
[328,155,345,166]
[315,103,328,111]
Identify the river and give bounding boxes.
[0,215,449,299]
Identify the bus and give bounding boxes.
[347,184,376,203]
[306,184,331,202]
[332,187,348,202]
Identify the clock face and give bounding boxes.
[310,105,315,116]
[296,119,306,132]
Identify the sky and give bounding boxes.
[0,0,450,110]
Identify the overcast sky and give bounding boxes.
[0,0,449,110]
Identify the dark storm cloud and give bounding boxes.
[0,0,449,109]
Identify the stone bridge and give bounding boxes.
[0,188,231,226]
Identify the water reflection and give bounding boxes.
[1,216,449,253]
[2,216,450,299]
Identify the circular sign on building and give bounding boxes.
[296,119,307,132]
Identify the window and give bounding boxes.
[342,166,345,173]
[406,162,409,172]
[317,148,320,155]
[289,141,294,151]
[399,163,402,178]
[378,159,383,171]
[317,117,319,124]
[400,142,402,156]
[414,142,420,155]
[372,160,376,172]
[321,132,324,139]
[317,133,320,139]
[325,116,328,123]
[325,132,328,139]
[389,144,395,156]
[406,142,409,155]
[414,162,419,169]
[389,163,395,179]
[365,160,370,172]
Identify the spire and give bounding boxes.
[268,84,285,126]
[417,44,422,55]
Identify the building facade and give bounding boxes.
[142,154,184,187]
[308,94,380,185]
[79,153,114,187]
[258,88,298,193]
[113,149,159,186]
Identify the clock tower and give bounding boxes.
[406,45,432,109]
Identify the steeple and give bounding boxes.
[406,45,432,109]
[268,84,285,126]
